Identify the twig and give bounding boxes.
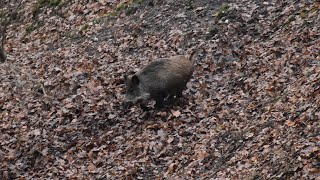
[41,83,47,96]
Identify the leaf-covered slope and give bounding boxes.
[0,0,319,179]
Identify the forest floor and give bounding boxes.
[0,0,319,179]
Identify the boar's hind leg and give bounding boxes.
[168,93,175,100]
[176,90,183,98]
[167,89,183,104]
[154,98,164,108]
[168,88,183,99]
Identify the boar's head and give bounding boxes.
[123,73,150,109]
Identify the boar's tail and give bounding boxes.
[188,49,197,62]
[188,42,205,63]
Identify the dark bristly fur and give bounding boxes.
[123,51,196,109]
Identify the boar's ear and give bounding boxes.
[124,74,128,81]
[131,74,140,86]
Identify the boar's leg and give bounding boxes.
[154,92,166,108]
[154,98,164,108]
[166,89,183,105]
[140,103,150,111]
[168,93,175,100]
[176,90,183,98]
[136,99,150,111]
[165,92,176,105]
[176,88,188,106]
[168,88,183,99]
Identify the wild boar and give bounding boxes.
[123,51,196,109]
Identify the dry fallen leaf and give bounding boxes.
[172,110,181,117]
[166,161,178,176]
[157,111,167,117]
[286,120,296,127]
[195,150,209,161]
[4,150,16,161]
[33,129,41,136]
[88,163,96,172]
[167,137,175,143]
[246,132,254,138]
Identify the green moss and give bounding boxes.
[81,24,89,31]
[300,9,308,18]
[213,4,230,19]
[125,6,138,15]
[118,0,146,12]
[39,0,63,7]
[102,0,145,19]
[116,3,129,11]
[26,22,43,34]
[33,0,64,17]
[108,11,118,17]
[66,30,78,39]
[32,5,41,17]
[133,0,144,4]
[300,4,320,18]
[208,27,219,37]
[287,15,296,23]
[26,24,35,33]
[185,0,193,10]
[50,0,63,7]
[252,173,262,180]
[93,17,105,24]
[0,11,6,19]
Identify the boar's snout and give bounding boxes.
[123,101,133,109]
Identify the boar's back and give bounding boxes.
[137,56,193,94]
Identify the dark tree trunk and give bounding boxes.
[0,46,6,62]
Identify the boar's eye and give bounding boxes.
[128,88,134,93]
[131,75,140,85]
